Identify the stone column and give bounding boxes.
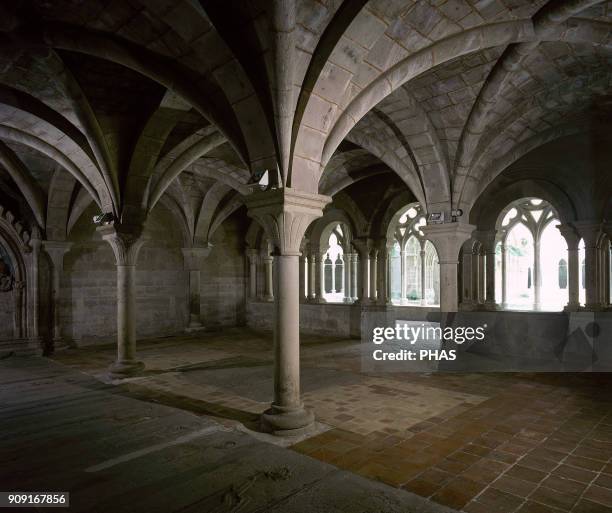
[308,252,316,301]
[476,231,498,310]
[246,248,258,299]
[574,221,604,311]
[299,254,307,302]
[313,249,326,303]
[97,224,145,378]
[533,239,542,311]
[369,248,378,301]
[557,224,580,311]
[352,239,372,304]
[262,255,274,301]
[182,246,212,331]
[420,248,426,306]
[501,243,508,308]
[375,241,389,305]
[245,187,330,436]
[422,223,475,312]
[477,248,485,306]
[399,248,407,305]
[43,241,73,349]
[459,240,477,310]
[28,235,42,343]
[350,253,358,301]
[343,247,352,303]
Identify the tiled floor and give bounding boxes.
[53,329,612,513]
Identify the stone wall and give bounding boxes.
[0,290,14,339]
[61,204,188,346]
[200,212,247,328]
[246,300,361,338]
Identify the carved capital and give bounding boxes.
[557,224,580,250]
[473,229,498,253]
[422,223,475,264]
[97,225,145,266]
[245,188,330,256]
[181,245,212,271]
[43,240,73,270]
[351,237,373,257]
[572,221,603,248]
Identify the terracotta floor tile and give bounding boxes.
[583,484,612,508]
[594,473,612,489]
[565,455,606,472]
[516,500,565,513]
[519,455,560,473]
[529,485,578,511]
[505,464,548,484]
[469,487,524,513]
[552,464,597,484]
[402,478,441,498]
[491,475,539,498]
[573,498,612,513]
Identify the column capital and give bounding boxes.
[473,229,498,253]
[572,220,603,247]
[43,240,73,269]
[245,188,331,256]
[556,224,580,250]
[422,223,475,264]
[351,237,374,256]
[181,245,212,271]
[97,224,145,266]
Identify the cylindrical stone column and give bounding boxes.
[343,252,351,302]
[43,241,73,349]
[263,256,274,301]
[308,254,316,301]
[98,226,145,378]
[350,253,358,301]
[533,239,541,310]
[29,237,41,341]
[247,250,258,299]
[299,255,306,301]
[400,249,407,305]
[369,250,377,301]
[246,188,330,436]
[420,249,426,306]
[501,244,508,308]
[188,270,202,327]
[485,248,497,309]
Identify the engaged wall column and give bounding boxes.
[43,241,73,349]
[182,246,212,330]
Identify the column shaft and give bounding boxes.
[369,252,377,301]
[501,244,508,307]
[420,249,426,306]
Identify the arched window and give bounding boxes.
[496,198,567,311]
[322,225,345,303]
[388,203,439,306]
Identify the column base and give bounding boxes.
[108,359,145,379]
[263,296,274,302]
[310,297,327,304]
[483,301,499,311]
[564,303,581,312]
[260,404,315,437]
[52,337,72,352]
